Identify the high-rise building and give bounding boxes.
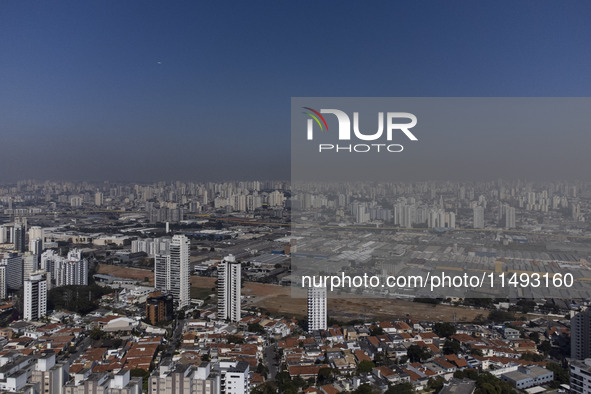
[63,370,142,394]
[307,286,327,332]
[40,249,88,287]
[217,254,241,322]
[0,266,6,299]
[24,273,47,321]
[28,226,44,257]
[54,259,88,287]
[154,235,190,309]
[146,291,175,325]
[95,191,104,206]
[132,237,171,256]
[1,253,23,290]
[29,238,42,256]
[570,358,591,394]
[31,352,69,394]
[473,206,485,229]
[505,206,516,229]
[217,361,249,394]
[13,223,26,253]
[70,196,83,207]
[23,253,38,281]
[572,309,591,360]
[149,363,193,394]
[0,225,7,244]
[573,203,582,220]
[148,361,219,394]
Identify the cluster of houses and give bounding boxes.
[277,319,559,392]
[0,297,569,393]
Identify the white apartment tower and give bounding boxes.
[217,254,241,322]
[24,273,47,321]
[155,234,190,309]
[307,286,327,332]
[218,361,249,394]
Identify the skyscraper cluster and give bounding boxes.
[40,249,88,288]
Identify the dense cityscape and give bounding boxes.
[4,0,591,393]
[0,179,589,393]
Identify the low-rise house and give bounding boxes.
[500,365,553,389]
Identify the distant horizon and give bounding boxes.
[4,177,591,185]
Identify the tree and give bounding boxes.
[275,371,296,393]
[427,376,445,393]
[470,348,484,357]
[545,362,569,388]
[353,383,377,394]
[539,340,552,355]
[357,360,375,373]
[250,382,276,394]
[514,299,536,314]
[89,327,105,340]
[433,322,456,338]
[370,326,384,336]
[292,376,306,390]
[248,323,265,333]
[487,310,515,323]
[473,314,487,324]
[443,340,461,355]
[129,369,150,392]
[475,372,513,394]
[227,335,244,344]
[317,367,333,385]
[385,382,414,394]
[520,352,545,362]
[374,352,386,366]
[256,363,269,379]
[407,345,430,362]
[47,284,111,314]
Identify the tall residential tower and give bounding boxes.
[307,286,327,332]
[24,273,47,321]
[155,235,190,309]
[217,254,241,322]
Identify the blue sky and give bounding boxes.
[1,1,591,181]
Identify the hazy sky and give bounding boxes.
[1,1,591,182]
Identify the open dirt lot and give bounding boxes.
[105,270,492,322]
[243,283,489,322]
[97,264,154,285]
[194,277,488,322]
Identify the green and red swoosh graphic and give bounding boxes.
[302,107,328,131]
